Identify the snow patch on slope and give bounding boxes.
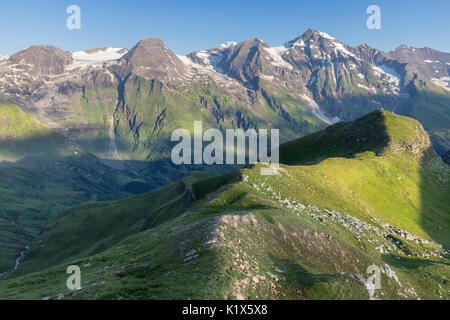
[187,42,237,72]
[431,77,450,91]
[372,65,401,87]
[263,46,293,70]
[284,38,306,48]
[216,41,237,50]
[300,94,336,124]
[68,48,127,70]
[357,83,377,94]
[319,31,335,40]
[331,41,358,59]
[177,53,241,86]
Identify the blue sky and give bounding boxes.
[0,0,449,55]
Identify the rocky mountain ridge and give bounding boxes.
[0,29,449,161]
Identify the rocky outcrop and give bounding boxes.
[388,45,450,85]
[9,45,73,75]
[118,38,187,81]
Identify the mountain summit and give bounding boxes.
[119,38,187,80]
[388,45,450,90]
[8,45,73,75]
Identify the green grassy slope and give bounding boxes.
[0,101,74,161]
[0,111,448,300]
[63,76,327,162]
[8,171,237,277]
[0,101,240,274]
[0,153,153,273]
[400,73,450,154]
[0,102,162,272]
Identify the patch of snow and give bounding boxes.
[329,61,337,84]
[319,31,335,40]
[294,39,305,47]
[332,41,358,59]
[431,76,450,91]
[192,50,211,65]
[300,93,336,124]
[263,46,293,70]
[67,48,127,70]
[217,41,237,50]
[285,38,306,48]
[372,65,402,87]
[188,43,229,70]
[0,54,8,61]
[104,69,115,82]
[260,74,274,81]
[357,83,377,93]
[177,54,241,86]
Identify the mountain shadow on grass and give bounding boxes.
[419,146,450,247]
[268,254,368,299]
[382,254,450,270]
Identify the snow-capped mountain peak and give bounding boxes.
[216,41,237,50]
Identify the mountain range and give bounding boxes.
[0,29,448,300]
[1,29,449,159]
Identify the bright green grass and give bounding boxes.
[0,153,158,273]
[0,182,447,300]
[0,102,74,161]
[0,111,447,300]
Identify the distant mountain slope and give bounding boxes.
[0,101,170,273]
[0,29,448,161]
[388,45,450,91]
[2,111,448,300]
[0,101,73,161]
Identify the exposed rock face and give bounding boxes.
[8,45,73,75]
[388,45,450,90]
[118,38,187,80]
[0,29,448,159]
[211,38,280,89]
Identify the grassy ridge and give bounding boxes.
[1,111,447,300]
[10,172,238,277]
